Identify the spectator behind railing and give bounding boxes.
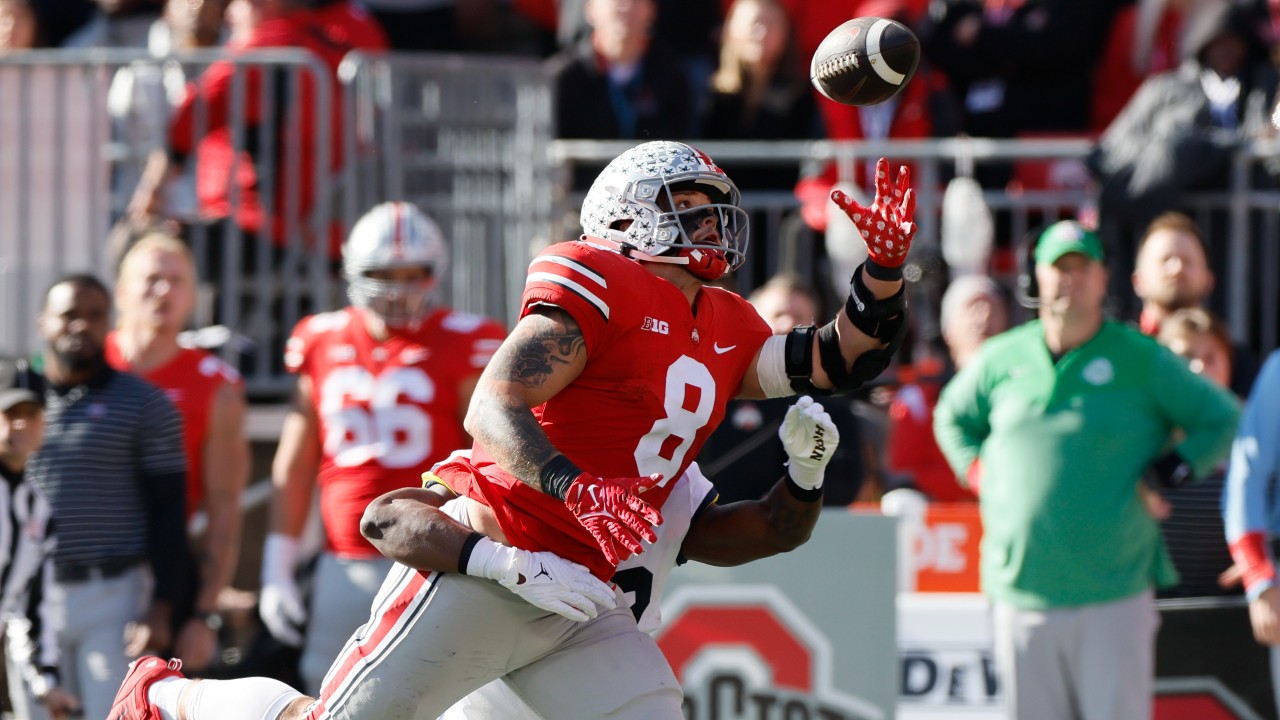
[557,0,722,101]
[1130,211,1259,397]
[107,0,228,243]
[885,273,1008,503]
[0,0,40,51]
[1148,307,1242,599]
[698,0,820,191]
[1089,0,1184,133]
[1090,0,1280,307]
[918,0,1119,189]
[548,0,694,143]
[128,0,388,281]
[60,0,160,49]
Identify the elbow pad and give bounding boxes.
[785,325,833,396]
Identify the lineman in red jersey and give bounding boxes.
[111,141,916,720]
[257,202,506,694]
[106,233,249,673]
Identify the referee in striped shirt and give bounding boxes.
[24,275,189,719]
[0,358,79,718]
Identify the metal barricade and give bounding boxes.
[3,48,1276,393]
[0,48,341,397]
[338,52,556,331]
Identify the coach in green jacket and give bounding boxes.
[934,221,1239,720]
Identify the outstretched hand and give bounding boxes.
[831,158,917,275]
[565,473,664,566]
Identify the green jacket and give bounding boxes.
[934,320,1240,608]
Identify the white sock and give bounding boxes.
[147,677,190,720]
[155,677,306,720]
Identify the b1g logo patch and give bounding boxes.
[655,586,883,720]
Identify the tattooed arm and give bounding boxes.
[463,306,589,492]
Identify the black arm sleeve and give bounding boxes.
[143,470,188,605]
[138,390,190,606]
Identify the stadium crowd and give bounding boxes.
[2,0,1280,718]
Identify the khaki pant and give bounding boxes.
[8,564,148,720]
[993,589,1160,720]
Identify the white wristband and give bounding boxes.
[465,536,515,583]
[786,462,825,491]
[262,533,300,587]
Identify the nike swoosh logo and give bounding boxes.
[713,343,737,354]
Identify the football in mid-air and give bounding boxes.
[810,17,921,106]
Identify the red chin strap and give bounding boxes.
[680,246,729,280]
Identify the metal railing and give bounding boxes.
[1,48,341,396]
[3,49,1277,395]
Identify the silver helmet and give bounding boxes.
[343,202,447,326]
[579,141,749,280]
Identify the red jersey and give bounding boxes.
[313,1,389,51]
[441,241,772,579]
[169,8,387,248]
[105,333,244,519]
[286,306,506,558]
[886,381,977,503]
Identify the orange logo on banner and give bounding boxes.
[913,504,983,593]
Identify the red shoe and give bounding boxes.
[110,656,185,720]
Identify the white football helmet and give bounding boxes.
[343,201,447,327]
[579,141,749,280]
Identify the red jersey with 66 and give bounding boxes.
[285,305,505,557]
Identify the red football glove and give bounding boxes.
[831,158,917,275]
[564,473,664,566]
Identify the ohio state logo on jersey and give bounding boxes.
[655,587,882,720]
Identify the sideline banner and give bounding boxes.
[656,510,899,720]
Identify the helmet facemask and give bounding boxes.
[651,181,749,280]
[346,268,436,328]
[580,141,750,281]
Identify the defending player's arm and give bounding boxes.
[259,375,323,647]
[681,397,838,566]
[743,158,914,399]
[360,485,616,622]
[464,306,662,565]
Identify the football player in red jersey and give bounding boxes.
[256,202,506,694]
[107,233,249,674]
[115,395,839,720]
[112,141,915,720]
